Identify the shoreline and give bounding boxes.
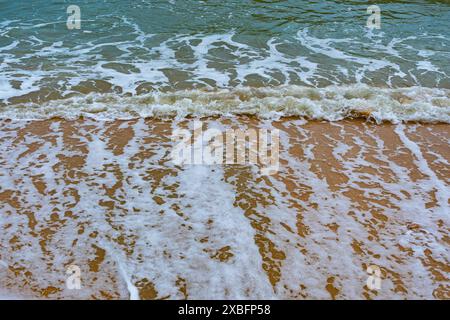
[1,84,449,123]
[1,114,450,124]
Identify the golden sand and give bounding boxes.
[0,118,448,299]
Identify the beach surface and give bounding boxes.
[0,117,448,299]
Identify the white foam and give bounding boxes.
[0,290,26,300]
[394,124,449,215]
[0,27,448,105]
[0,116,448,299]
[0,85,448,123]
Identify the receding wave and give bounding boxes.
[0,85,449,123]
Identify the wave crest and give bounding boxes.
[1,85,449,123]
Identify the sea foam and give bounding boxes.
[0,85,448,123]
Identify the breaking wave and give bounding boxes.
[0,85,449,123]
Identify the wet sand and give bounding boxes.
[0,117,448,299]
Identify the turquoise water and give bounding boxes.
[0,0,449,120]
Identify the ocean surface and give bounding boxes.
[0,0,449,120]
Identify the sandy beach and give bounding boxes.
[0,117,448,299]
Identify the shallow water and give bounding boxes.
[0,118,448,299]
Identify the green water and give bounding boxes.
[0,0,449,107]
